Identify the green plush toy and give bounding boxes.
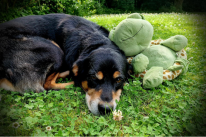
[109,13,189,88]
[109,13,153,56]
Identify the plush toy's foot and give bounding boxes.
[143,67,163,89]
[44,72,74,90]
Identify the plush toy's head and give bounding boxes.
[109,13,154,56]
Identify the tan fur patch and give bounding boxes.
[82,81,97,96]
[175,62,181,65]
[163,72,166,74]
[165,70,170,73]
[112,89,122,102]
[82,81,89,92]
[113,71,120,79]
[90,90,102,100]
[72,64,78,76]
[168,75,171,79]
[96,71,104,80]
[0,78,15,91]
[51,40,60,48]
[177,70,180,73]
[58,71,70,78]
[142,71,146,74]
[86,88,102,104]
[44,73,74,90]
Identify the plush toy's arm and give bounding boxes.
[167,65,183,71]
[174,58,189,74]
[143,67,163,89]
[132,53,149,74]
[160,35,188,51]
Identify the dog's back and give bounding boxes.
[0,14,69,93]
[0,14,114,93]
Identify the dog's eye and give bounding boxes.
[90,75,97,80]
[116,77,122,83]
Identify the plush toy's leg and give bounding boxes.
[44,72,74,90]
[143,67,163,89]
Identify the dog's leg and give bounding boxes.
[44,72,74,90]
[58,71,70,78]
[0,78,16,91]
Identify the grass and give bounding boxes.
[0,12,206,136]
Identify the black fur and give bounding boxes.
[0,14,132,114]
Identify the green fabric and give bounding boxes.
[167,65,183,71]
[132,53,149,74]
[142,45,177,70]
[109,18,153,56]
[175,57,189,74]
[160,35,188,51]
[127,13,145,19]
[143,67,163,89]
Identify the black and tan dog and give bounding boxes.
[0,14,132,115]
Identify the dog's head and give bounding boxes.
[72,47,132,115]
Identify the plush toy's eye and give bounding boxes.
[116,77,122,83]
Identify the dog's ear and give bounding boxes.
[126,62,133,79]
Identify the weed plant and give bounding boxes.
[0,13,206,136]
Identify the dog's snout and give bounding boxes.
[101,95,112,102]
[101,90,113,102]
[98,104,113,115]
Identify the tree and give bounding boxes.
[174,0,184,11]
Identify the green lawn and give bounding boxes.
[0,13,206,136]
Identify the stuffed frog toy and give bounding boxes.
[109,13,189,88]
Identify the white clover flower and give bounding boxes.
[12,122,20,129]
[81,112,86,115]
[113,110,123,121]
[46,126,52,131]
[144,116,149,119]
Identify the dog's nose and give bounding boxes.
[98,104,113,115]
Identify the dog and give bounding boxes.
[0,13,132,115]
